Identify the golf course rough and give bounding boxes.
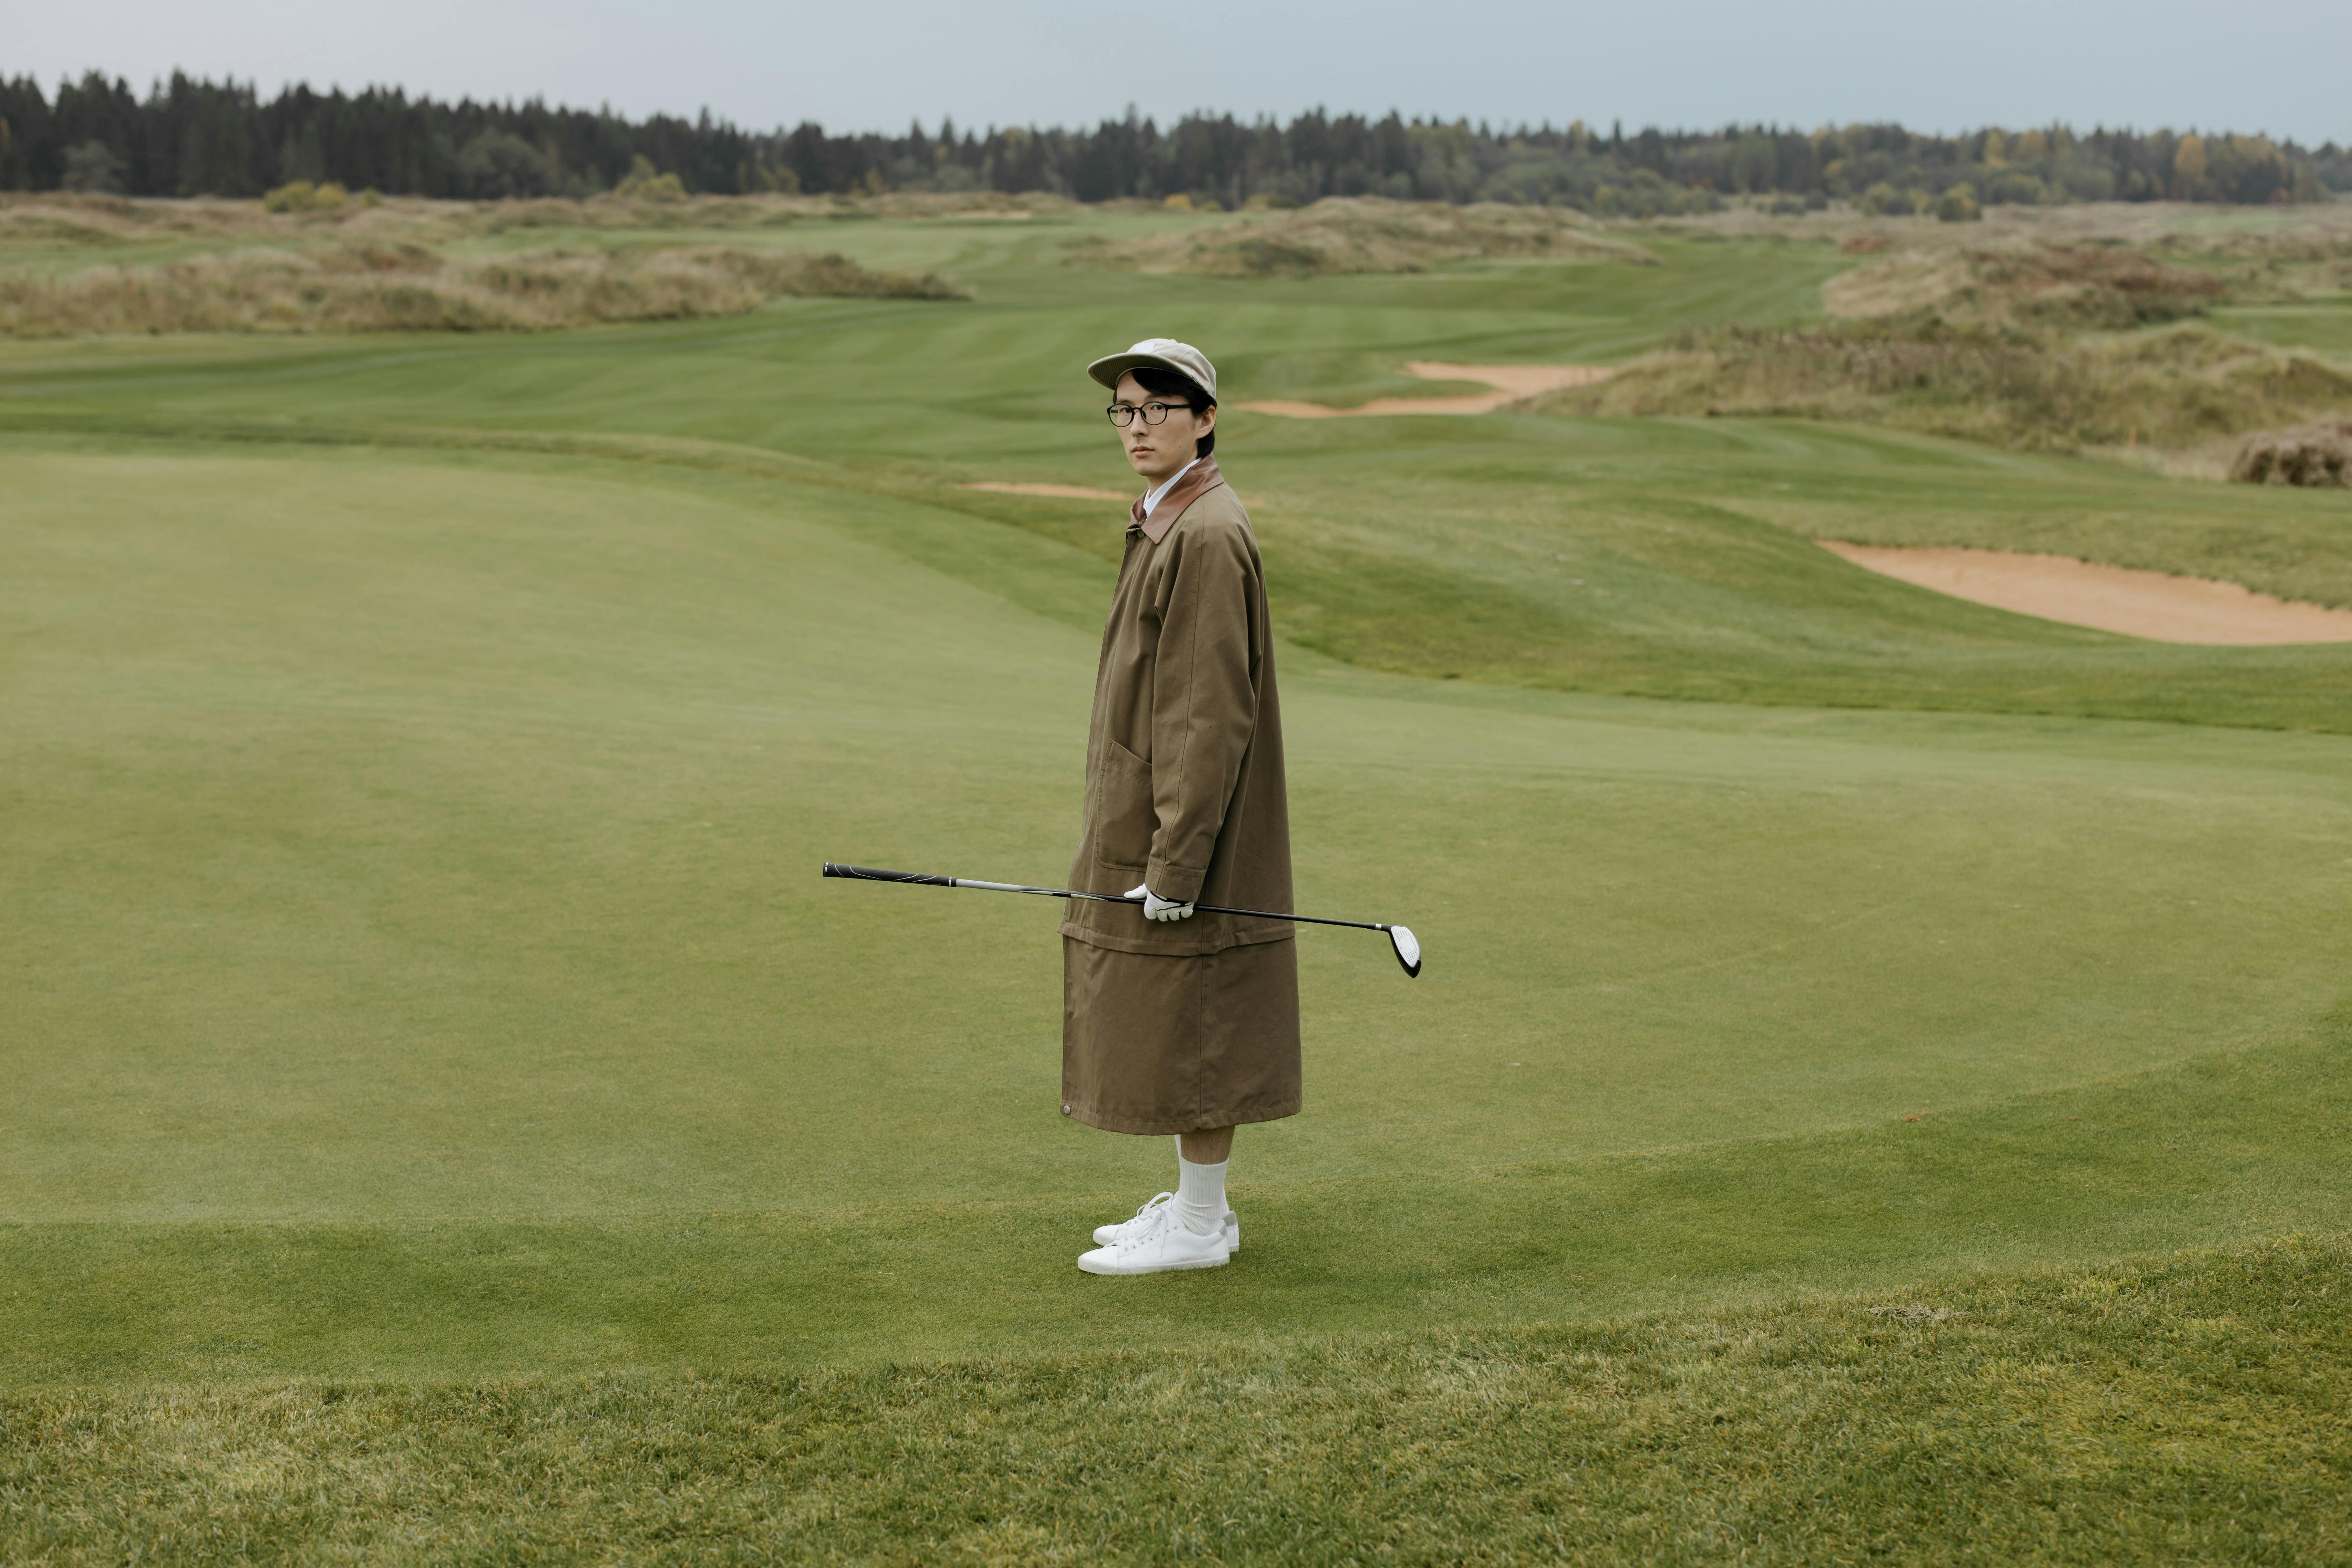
[2,199,2348,1557]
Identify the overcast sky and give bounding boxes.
[12,0,2350,145]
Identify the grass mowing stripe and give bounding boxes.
[6,1014,2344,1385]
[5,1234,2346,1564]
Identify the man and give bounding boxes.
[1064,338,1299,1277]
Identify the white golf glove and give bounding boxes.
[1126,881,1196,922]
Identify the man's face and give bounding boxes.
[1113,372,1214,483]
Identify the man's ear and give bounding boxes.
[1197,403,1217,433]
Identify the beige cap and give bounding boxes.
[1087,337,1217,399]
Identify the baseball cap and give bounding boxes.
[1086,338,1218,399]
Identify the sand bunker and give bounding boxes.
[1238,361,1609,418]
[1819,541,2352,645]
[962,481,1130,500]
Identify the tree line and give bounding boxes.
[3,71,2343,211]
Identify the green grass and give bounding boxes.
[2212,299,2352,358]
[5,213,2347,730]
[8,1237,2347,1564]
[5,202,2351,1556]
[6,438,2349,1369]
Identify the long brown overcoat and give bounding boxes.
[1060,457,1301,1134]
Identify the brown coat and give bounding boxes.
[1059,458,1301,1134]
[1060,458,1293,955]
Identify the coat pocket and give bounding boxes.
[1092,737,1156,872]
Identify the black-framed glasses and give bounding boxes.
[1106,401,1187,428]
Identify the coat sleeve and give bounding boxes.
[1146,523,1261,905]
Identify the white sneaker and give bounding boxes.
[1077,1198,1232,1275]
[1093,1192,1240,1253]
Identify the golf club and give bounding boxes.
[822,862,1422,978]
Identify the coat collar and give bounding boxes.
[1128,456,1224,545]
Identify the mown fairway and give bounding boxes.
[4,206,2350,1559]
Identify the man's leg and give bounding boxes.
[1179,1127,1234,1164]
[1175,1126,1233,1237]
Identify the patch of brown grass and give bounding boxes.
[0,244,965,336]
[1066,196,1655,276]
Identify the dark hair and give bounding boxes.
[1126,365,1216,458]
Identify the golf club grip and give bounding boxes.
[821,862,955,887]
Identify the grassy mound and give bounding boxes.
[1541,320,2352,454]
[1538,242,2352,460]
[1065,196,1655,276]
[0,244,964,336]
[2154,226,2352,303]
[0,189,1063,248]
[1821,241,2224,330]
[7,1237,2345,1563]
[468,189,1075,230]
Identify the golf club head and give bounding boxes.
[1387,925,1422,979]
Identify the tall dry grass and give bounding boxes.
[469,190,1071,233]
[0,244,964,336]
[1066,197,1655,276]
[0,189,1065,249]
[1823,242,2224,330]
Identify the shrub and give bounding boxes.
[457,132,557,201]
[1589,173,1720,219]
[2230,421,2352,486]
[612,156,687,203]
[1983,169,2051,206]
[62,141,124,195]
[1162,193,1194,212]
[1935,184,1981,223]
[1857,182,1916,216]
[261,181,348,215]
[2047,153,2117,202]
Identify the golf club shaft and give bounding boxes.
[820,862,1397,934]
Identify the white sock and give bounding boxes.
[1174,1142,1227,1237]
